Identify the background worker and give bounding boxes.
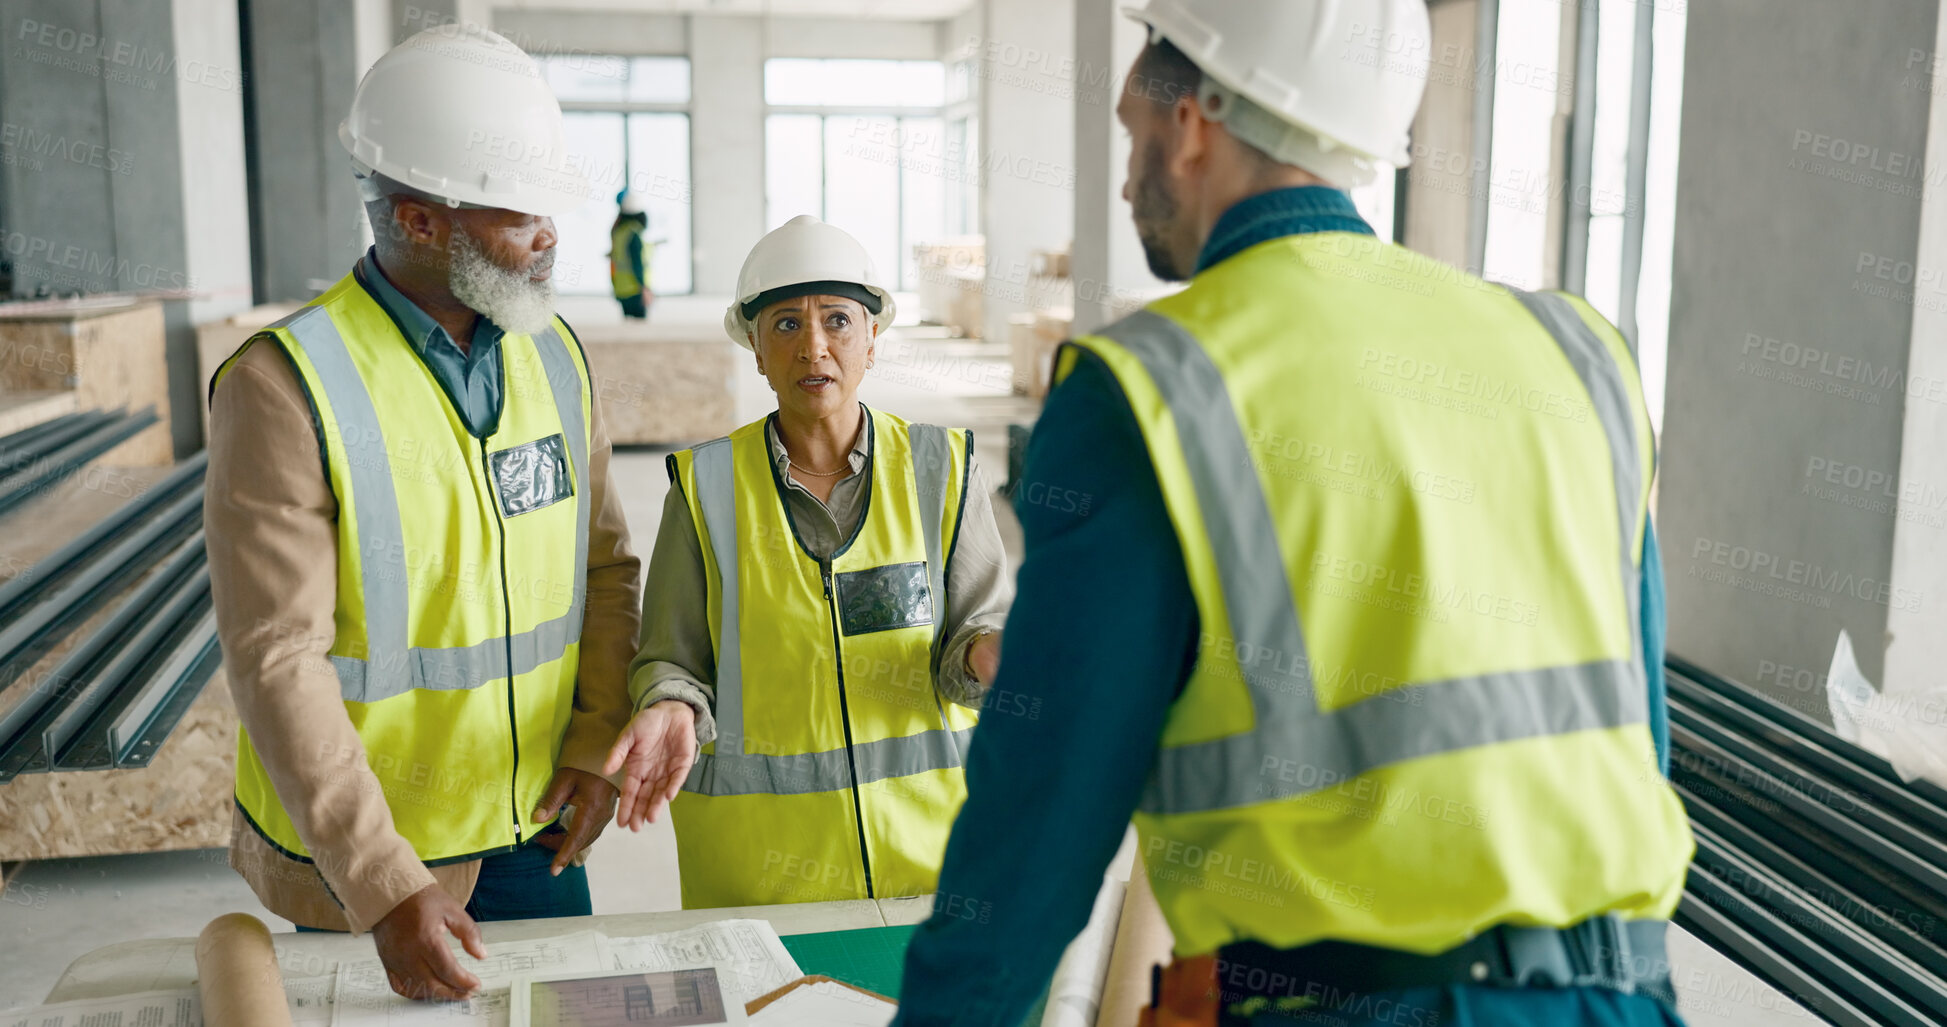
[611,191,653,321]
[603,215,1012,909]
[894,1,1693,1025]
[206,25,641,1003]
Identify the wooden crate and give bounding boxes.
[0,298,172,465]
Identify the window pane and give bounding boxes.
[894,61,947,106]
[1350,167,1399,242]
[824,115,901,289]
[1637,4,1689,432]
[900,117,947,290]
[1481,0,1565,290]
[964,114,981,235]
[947,59,973,104]
[766,58,830,105]
[766,58,945,107]
[1590,0,1638,218]
[767,115,825,230]
[1585,214,1625,325]
[627,113,694,295]
[554,112,627,296]
[539,55,628,102]
[629,57,691,104]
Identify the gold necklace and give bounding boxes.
[788,457,850,478]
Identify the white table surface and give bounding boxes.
[45,897,937,1005]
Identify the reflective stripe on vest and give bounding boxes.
[1096,297,1646,817]
[273,305,590,704]
[682,422,972,796]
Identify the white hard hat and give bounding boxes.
[340,24,588,217]
[724,216,897,350]
[618,191,646,215]
[1123,0,1431,187]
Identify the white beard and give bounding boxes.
[448,228,556,335]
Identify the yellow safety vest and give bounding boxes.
[611,221,647,299]
[667,408,979,908]
[216,269,593,867]
[1061,232,1695,957]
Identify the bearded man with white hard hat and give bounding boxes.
[205,24,642,1002]
[894,2,1693,1024]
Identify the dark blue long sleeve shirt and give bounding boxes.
[892,187,1669,1026]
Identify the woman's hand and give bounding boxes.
[967,630,1003,686]
[603,700,698,831]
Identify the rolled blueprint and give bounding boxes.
[195,912,295,1027]
[1040,873,1128,1027]
[1095,853,1176,1027]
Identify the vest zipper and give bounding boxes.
[483,437,522,846]
[822,558,875,899]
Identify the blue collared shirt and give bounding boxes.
[357,248,506,438]
[890,188,1672,1026]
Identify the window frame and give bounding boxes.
[539,54,698,297]
[763,57,963,291]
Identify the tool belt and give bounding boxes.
[1139,915,1675,1026]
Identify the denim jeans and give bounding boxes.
[295,836,591,932]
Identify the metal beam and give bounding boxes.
[0,408,161,517]
[0,453,207,627]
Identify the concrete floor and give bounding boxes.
[0,295,1032,1010]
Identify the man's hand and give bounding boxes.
[604,700,698,831]
[371,883,487,1002]
[968,630,1003,686]
[531,767,619,876]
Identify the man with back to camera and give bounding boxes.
[894,1,1693,1025]
[205,24,642,1002]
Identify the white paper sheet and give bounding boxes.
[289,972,338,1026]
[749,980,895,1027]
[598,919,803,1006]
[329,930,607,1027]
[1827,629,1947,789]
[2,989,202,1027]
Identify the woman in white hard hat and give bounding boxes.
[603,215,1013,909]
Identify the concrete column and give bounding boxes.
[0,0,254,455]
[978,0,1076,343]
[241,0,388,303]
[689,14,764,296]
[1658,0,1940,717]
[1070,0,1158,335]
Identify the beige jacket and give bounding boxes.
[206,337,642,933]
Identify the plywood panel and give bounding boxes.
[0,299,173,465]
[0,673,235,862]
